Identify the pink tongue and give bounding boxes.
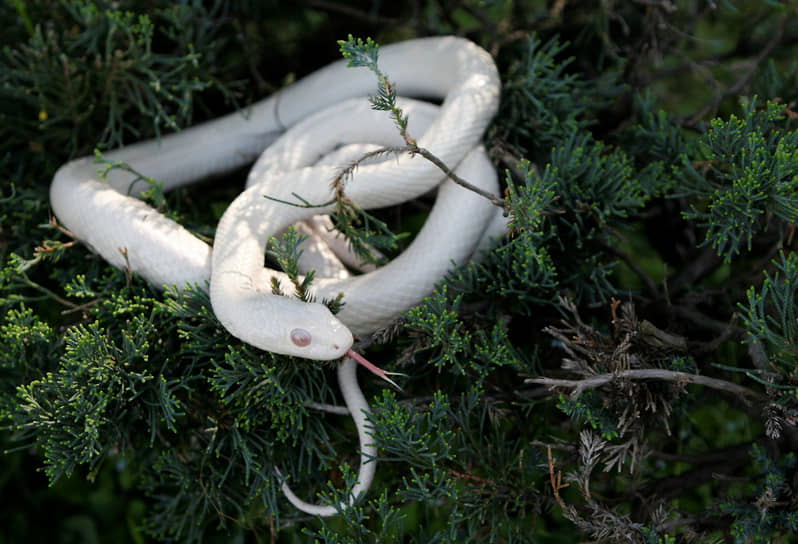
[346,349,403,389]
[346,348,387,376]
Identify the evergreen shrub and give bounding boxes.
[2,1,798,542]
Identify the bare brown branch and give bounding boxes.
[527,368,764,401]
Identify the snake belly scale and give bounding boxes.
[50,37,501,516]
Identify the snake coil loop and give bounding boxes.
[50,36,502,516]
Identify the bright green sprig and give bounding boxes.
[338,35,380,71]
[93,149,168,211]
[675,98,798,262]
[267,226,315,303]
[405,286,473,373]
[338,34,412,144]
[264,226,346,314]
[326,36,416,265]
[500,129,647,305]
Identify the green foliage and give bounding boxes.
[0,183,53,259]
[367,388,545,542]
[405,288,473,373]
[741,250,798,369]
[0,1,240,179]
[3,2,798,543]
[338,35,380,71]
[439,136,644,313]
[338,34,411,142]
[267,226,315,303]
[329,199,408,266]
[13,318,165,481]
[506,130,648,304]
[675,98,798,261]
[622,91,689,196]
[739,251,798,409]
[405,285,524,385]
[0,305,57,414]
[4,277,189,482]
[94,150,168,211]
[328,35,418,264]
[439,161,559,314]
[720,445,798,543]
[495,34,622,155]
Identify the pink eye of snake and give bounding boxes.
[290,328,312,347]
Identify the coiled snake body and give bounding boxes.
[50,36,501,516]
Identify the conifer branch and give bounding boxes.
[330,144,506,208]
[5,6,798,542]
[333,34,507,249]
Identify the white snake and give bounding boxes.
[50,36,502,516]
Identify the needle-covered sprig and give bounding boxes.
[338,35,412,144]
[675,98,798,262]
[267,226,315,303]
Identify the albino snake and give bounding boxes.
[50,36,502,516]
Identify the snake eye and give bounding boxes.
[290,328,312,347]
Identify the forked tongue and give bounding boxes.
[346,349,406,390]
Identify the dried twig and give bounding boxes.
[547,446,569,509]
[527,368,764,401]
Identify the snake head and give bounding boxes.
[282,301,353,361]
